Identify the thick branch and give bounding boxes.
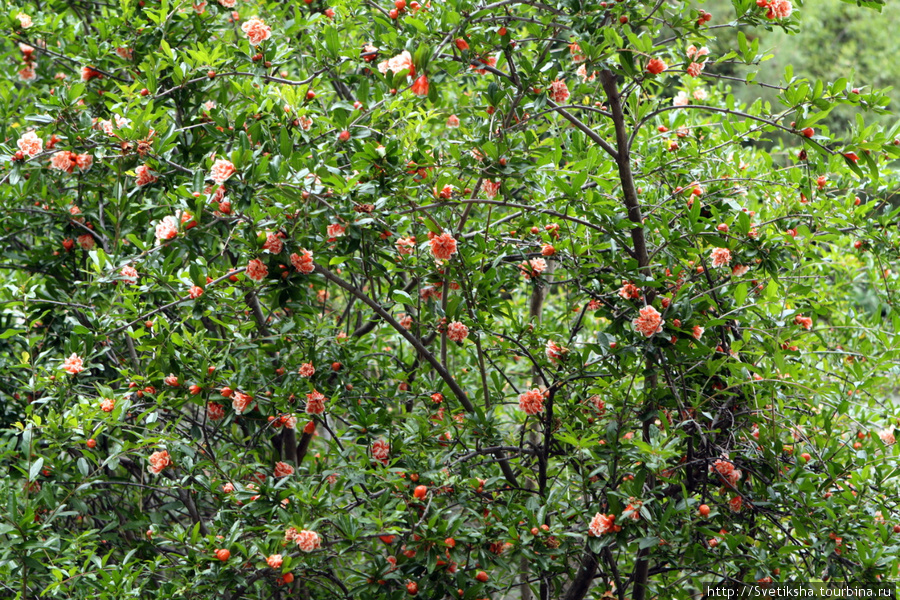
[561,546,599,600]
[599,70,650,273]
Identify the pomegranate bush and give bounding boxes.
[2,0,900,598]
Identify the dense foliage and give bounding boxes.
[2,0,900,598]
[708,0,900,132]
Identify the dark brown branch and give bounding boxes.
[313,262,520,488]
[600,70,651,274]
[561,546,599,600]
[547,100,619,160]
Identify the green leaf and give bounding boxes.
[392,290,413,305]
[280,128,293,158]
[29,458,44,482]
[406,18,429,34]
[734,283,748,306]
[324,26,341,58]
[638,536,660,549]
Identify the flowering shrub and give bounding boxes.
[2,0,899,598]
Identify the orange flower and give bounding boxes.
[793,315,812,330]
[588,513,618,536]
[646,58,667,75]
[518,389,545,415]
[232,391,253,414]
[81,66,103,82]
[62,353,85,374]
[290,249,315,274]
[267,554,283,569]
[372,439,390,465]
[17,131,42,157]
[447,321,468,342]
[378,50,415,77]
[295,530,320,552]
[135,164,158,186]
[710,247,732,268]
[274,461,295,478]
[207,402,225,420]
[632,306,664,337]
[327,223,346,239]
[618,282,641,300]
[148,450,171,474]
[549,79,569,103]
[210,158,236,184]
[246,258,268,282]
[298,362,315,377]
[305,390,326,415]
[429,232,458,261]
[241,18,272,45]
[411,75,429,96]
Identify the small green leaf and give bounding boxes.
[29,458,44,482]
[392,290,413,305]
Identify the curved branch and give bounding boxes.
[547,100,619,160]
[313,262,520,487]
[152,68,329,101]
[315,262,473,410]
[632,104,836,156]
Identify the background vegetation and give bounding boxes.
[2,0,900,598]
